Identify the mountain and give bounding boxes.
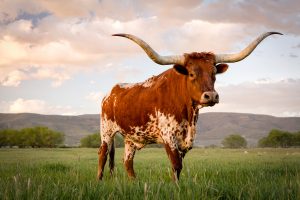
[0,113,99,146]
[197,113,300,146]
[0,112,299,147]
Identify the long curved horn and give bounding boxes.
[113,33,185,66]
[215,32,283,63]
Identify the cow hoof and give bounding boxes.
[97,173,103,181]
[128,175,136,180]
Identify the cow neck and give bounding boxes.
[160,69,196,124]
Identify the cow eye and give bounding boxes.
[189,73,195,78]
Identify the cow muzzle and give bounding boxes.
[200,91,219,106]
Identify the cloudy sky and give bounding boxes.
[0,0,299,116]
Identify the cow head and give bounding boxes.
[113,32,282,107]
[173,52,228,106]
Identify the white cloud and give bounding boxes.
[9,98,46,113]
[0,15,161,87]
[85,91,104,102]
[1,70,28,87]
[196,0,300,35]
[0,67,71,87]
[167,20,245,53]
[89,80,95,85]
[3,98,78,115]
[205,79,300,117]
[0,35,28,66]
[31,68,71,87]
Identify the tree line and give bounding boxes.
[0,127,64,148]
[222,129,300,148]
[81,129,300,148]
[258,129,300,148]
[1,126,299,148]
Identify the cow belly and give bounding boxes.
[127,111,196,151]
[127,120,164,149]
[102,111,196,151]
[125,132,164,149]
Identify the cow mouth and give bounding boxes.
[200,102,217,107]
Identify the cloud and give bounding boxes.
[166,20,245,53]
[293,43,300,49]
[85,91,104,102]
[9,98,46,113]
[0,14,162,87]
[0,0,297,88]
[0,67,71,87]
[196,0,300,35]
[31,68,71,87]
[2,98,78,115]
[0,0,42,23]
[289,53,298,58]
[205,79,300,117]
[1,70,28,87]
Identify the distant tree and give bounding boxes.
[80,133,100,148]
[80,133,124,148]
[294,131,300,146]
[0,129,18,147]
[258,129,299,148]
[0,129,24,147]
[0,127,64,148]
[222,134,247,148]
[205,144,218,149]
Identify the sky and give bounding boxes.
[0,0,299,117]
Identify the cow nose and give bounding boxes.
[200,91,219,105]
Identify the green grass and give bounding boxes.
[0,148,299,199]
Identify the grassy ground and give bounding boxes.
[0,148,299,200]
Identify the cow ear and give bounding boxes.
[173,64,188,75]
[216,63,229,74]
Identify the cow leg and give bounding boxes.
[97,141,108,180]
[165,143,183,181]
[124,140,137,179]
[97,134,114,180]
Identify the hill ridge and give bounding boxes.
[0,112,299,146]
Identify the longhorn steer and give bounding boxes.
[97,32,282,181]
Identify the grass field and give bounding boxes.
[0,148,299,200]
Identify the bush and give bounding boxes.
[80,133,100,148]
[80,133,124,148]
[0,127,64,148]
[222,134,247,148]
[258,129,300,148]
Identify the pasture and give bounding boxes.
[0,148,299,199]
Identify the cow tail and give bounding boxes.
[109,139,115,176]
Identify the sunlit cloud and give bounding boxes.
[1,70,27,87]
[2,98,78,115]
[1,0,296,87]
[85,91,104,102]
